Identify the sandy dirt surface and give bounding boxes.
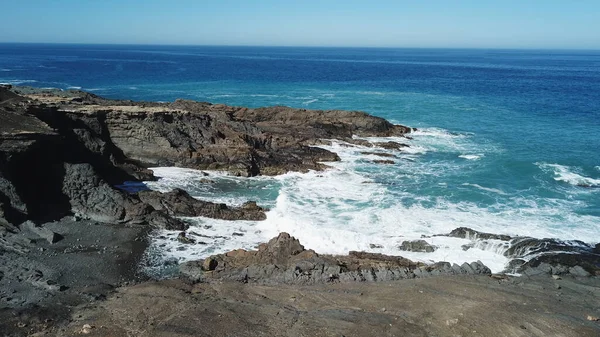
[12,274,594,337]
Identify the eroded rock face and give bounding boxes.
[180,233,491,285]
[35,92,410,177]
[62,163,187,230]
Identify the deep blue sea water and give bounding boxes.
[2,44,599,272]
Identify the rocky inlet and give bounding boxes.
[1,86,599,336]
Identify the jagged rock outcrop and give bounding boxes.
[180,233,491,285]
[6,85,400,228]
[19,87,412,177]
[442,227,599,276]
[62,163,186,229]
[506,237,600,276]
[138,188,267,221]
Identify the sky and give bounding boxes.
[1,0,599,49]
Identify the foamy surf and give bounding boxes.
[143,128,599,276]
[536,162,600,188]
[458,154,482,160]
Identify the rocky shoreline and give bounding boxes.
[1,86,599,336]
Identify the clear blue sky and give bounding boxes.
[2,0,599,49]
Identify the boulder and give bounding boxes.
[398,240,436,253]
[21,221,63,244]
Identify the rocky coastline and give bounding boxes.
[1,86,599,336]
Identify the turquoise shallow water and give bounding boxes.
[2,44,599,272]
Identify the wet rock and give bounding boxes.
[504,237,590,258]
[506,259,526,273]
[138,188,267,221]
[372,160,395,165]
[177,232,195,244]
[398,240,436,253]
[241,201,261,210]
[369,244,383,249]
[373,141,409,150]
[447,227,512,241]
[360,152,396,158]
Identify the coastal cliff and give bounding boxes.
[1,86,599,336]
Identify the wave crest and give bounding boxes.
[537,163,600,188]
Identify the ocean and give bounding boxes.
[2,43,599,274]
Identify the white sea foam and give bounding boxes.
[146,167,272,206]
[249,94,279,98]
[67,86,82,90]
[0,79,37,85]
[302,99,318,105]
[254,165,598,273]
[536,163,600,187]
[412,127,470,139]
[458,154,482,160]
[143,130,598,275]
[357,91,386,96]
[0,69,11,72]
[354,127,496,159]
[462,183,507,195]
[150,217,264,260]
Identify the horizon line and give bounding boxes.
[1,41,599,52]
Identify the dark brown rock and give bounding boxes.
[372,159,395,165]
[137,188,267,221]
[446,227,512,241]
[180,233,490,285]
[360,151,396,158]
[373,141,409,150]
